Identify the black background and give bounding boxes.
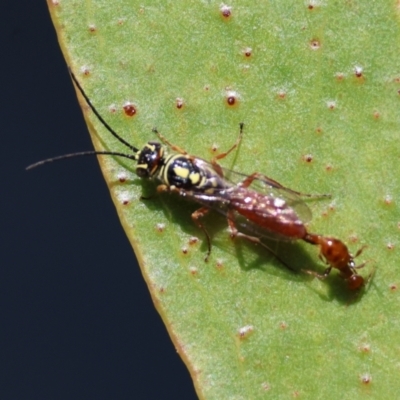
[2,2,196,398]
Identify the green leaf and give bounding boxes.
[48,0,400,398]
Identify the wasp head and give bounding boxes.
[136,142,164,178]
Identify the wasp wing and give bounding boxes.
[182,186,306,243]
[192,157,314,224]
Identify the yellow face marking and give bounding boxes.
[145,143,156,152]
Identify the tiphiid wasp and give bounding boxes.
[27,68,369,290]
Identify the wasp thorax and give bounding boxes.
[136,142,164,178]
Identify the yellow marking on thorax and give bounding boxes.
[173,166,190,179]
[189,172,201,185]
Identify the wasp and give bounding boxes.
[177,153,369,290]
[27,69,311,260]
[28,69,368,289]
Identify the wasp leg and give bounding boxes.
[354,245,367,259]
[152,128,189,155]
[212,123,244,163]
[156,184,170,193]
[353,262,367,271]
[226,210,295,271]
[238,172,330,199]
[302,266,333,280]
[140,184,169,199]
[240,172,291,190]
[191,206,212,262]
[157,185,212,261]
[211,123,244,177]
[349,246,368,273]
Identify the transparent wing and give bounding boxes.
[193,157,316,224]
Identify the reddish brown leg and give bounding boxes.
[140,184,169,200]
[353,262,367,271]
[363,267,375,289]
[302,266,332,280]
[350,246,368,275]
[153,124,244,177]
[239,172,329,198]
[152,128,189,155]
[155,184,213,261]
[240,172,291,190]
[354,245,367,259]
[191,206,212,262]
[210,123,244,177]
[226,210,294,271]
[152,124,242,160]
[156,184,170,193]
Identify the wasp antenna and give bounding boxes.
[68,67,139,153]
[26,150,137,170]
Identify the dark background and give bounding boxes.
[2,2,196,398]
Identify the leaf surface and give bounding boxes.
[48,1,400,398]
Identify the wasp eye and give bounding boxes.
[136,167,149,178]
[136,142,163,178]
